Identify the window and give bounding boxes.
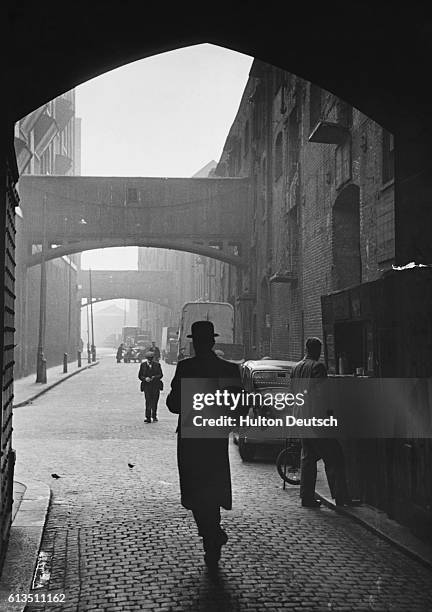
[382,129,394,184]
[287,107,299,181]
[377,187,395,262]
[336,100,353,128]
[286,205,299,272]
[274,132,283,181]
[40,148,50,174]
[280,78,287,114]
[244,121,249,156]
[273,68,284,95]
[252,83,264,140]
[127,188,138,203]
[335,140,351,187]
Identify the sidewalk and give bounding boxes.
[0,480,51,612]
[13,358,99,408]
[315,462,432,569]
[0,357,102,610]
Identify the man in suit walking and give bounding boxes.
[166,321,243,572]
[139,351,163,423]
[290,337,351,508]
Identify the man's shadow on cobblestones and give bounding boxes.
[195,572,239,611]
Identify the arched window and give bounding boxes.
[244,120,249,156]
[382,129,394,184]
[274,132,283,181]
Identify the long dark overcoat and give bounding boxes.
[166,351,241,510]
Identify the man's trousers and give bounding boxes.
[191,501,222,541]
[144,387,160,420]
[300,438,349,502]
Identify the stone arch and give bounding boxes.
[26,239,247,268]
[80,297,174,310]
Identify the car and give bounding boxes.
[235,359,299,461]
[123,347,141,363]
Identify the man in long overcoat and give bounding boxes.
[139,351,163,422]
[166,320,243,571]
[116,343,124,363]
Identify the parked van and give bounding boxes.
[178,301,244,363]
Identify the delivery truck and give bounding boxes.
[178,301,244,363]
[161,326,178,363]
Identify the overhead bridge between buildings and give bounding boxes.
[19,176,251,267]
[78,270,175,309]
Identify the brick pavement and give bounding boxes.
[11,354,432,611]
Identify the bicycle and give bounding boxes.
[276,438,301,488]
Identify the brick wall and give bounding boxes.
[216,61,395,361]
[0,147,18,573]
[14,240,80,377]
[137,248,197,343]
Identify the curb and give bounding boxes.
[315,489,432,570]
[0,480,51,611]
[13,360,100,408]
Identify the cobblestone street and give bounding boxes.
[12,353,432,611]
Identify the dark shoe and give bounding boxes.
[144,419,151,423]
[202,529,227,572]
[152,417,158,422]
[204,544,221,571]
[204,552,220,574]
[301,499,322,508]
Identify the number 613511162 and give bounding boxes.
[8,593,66,603]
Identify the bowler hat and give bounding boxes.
[187,321,219,338]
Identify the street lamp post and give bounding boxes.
[86,299,91,364]
[89,268,96,361]
[36,195,47,383]
[67,255,72,362]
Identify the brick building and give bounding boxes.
[215,60,395,365]
[137,248,197,345]
[14,90,82,377]
[213,60,432,538]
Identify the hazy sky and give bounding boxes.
[77,44,252,272]
[76,44,252,320]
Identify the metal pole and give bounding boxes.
[67,258,72,361]
[89,268,96,361]
[86,299,91,363]
[36,195,47,383]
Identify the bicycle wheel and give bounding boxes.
[276,447,301,485]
